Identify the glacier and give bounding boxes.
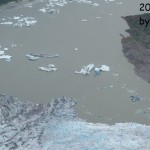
[0,94,150,150]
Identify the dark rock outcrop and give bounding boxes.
[121,13,150,83]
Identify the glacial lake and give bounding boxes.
[0,0,150,124]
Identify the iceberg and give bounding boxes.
[75,64,94,75]
[38,64,57,72]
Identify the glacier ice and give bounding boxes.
[0,95,150,150]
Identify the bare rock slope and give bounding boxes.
[122,13,150,83]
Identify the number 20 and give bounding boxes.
[140,3,150,11]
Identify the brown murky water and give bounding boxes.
[0,0,150,124]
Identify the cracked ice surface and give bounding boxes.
[0,95,150,150]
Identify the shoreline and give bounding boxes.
[121,13,150,84]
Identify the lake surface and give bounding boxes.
[0,0,150,124]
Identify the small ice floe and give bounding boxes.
[15,17,37,27]
[1,22,13,25]
[127,88,138,94]
[75,64,94,76]
[11,44,17,47]
[96,16,101,19]
[13,16,20,20]
[112,73,119,76]
[90,2,99,6]
[1,16,37,27]
[39,8,47,13]
[74,48,78,51]
[26,54,40,61]
[0,51,4,55]
[0,55,11,61]
[4,48,8,51]
[99,65,110,71]
[38,64,57,72]
[94,68,102,75]
[130,96,142,102]
[28,53,59,58]
[81,19,88,22]
[95,65,110,74]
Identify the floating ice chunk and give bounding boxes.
[0,55,11,61]
[4,48,8,51]
[39,8,47,13]
[0,51,4,55]
[96,16,101,19]
[1,22,13,25]
[90,2,99,6]
[25,20,37,27]
[26,54,39,60]
[81,19,87,22]
[55,2,65,6]
[11,44,17,47]
[13,16,20,20]
[29,53,59,58]
[74,48,78,51]
[112,73,119,76]
[130,96,142,102]
[100,65,110,71]
[13,17,37,27]
[75,64,94,75]
[38,64,57,72]
[94,67,102,75]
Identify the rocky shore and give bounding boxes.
[121,13,150,83]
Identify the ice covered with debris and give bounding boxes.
[0,94,150,150]
[1,16,37,28]
[130,96,142,102]
[38,64,57,72]
[27,53,59,58]
[75,64,94,75]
